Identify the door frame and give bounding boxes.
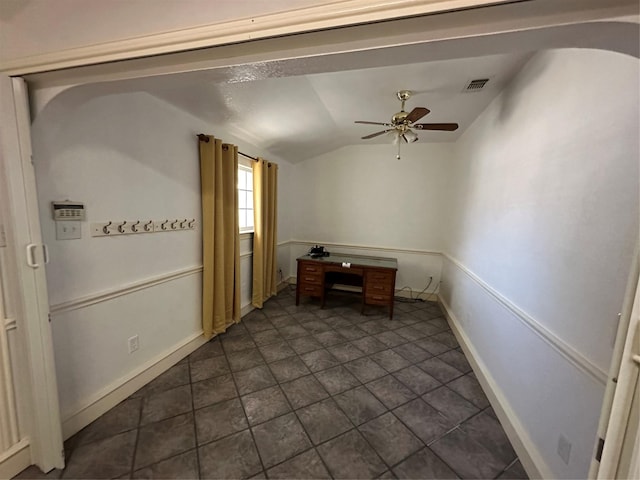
[0,76,64,473]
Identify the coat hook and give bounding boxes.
[144,220,153,232]
[180,218,188,228]
[188,219,195,228]
[131,220,141,233]
[103,221,112,234]
[118,221,128,233]
[161,220,169,231]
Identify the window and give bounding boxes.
[238,165,254,232]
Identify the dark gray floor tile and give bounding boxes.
[328,342,366,363]
[336,326,368,341]
[351,336,388,355]
[433,331,459,348]
[447,374,490,408]
[438,350,472,374]
[297,398,353,444]
[251,328,284,346]
[300,348,341,372]
[324,316,354,329]
[373,331,407,348]
[132,449,198,479]
[394,326,426,342]
[369,349,411,373]
[281,374,330,409]
[417,357,464,383]
[189,355,230,383]
[334,386,387,426]
[192,373,238,409]
[135,413,195,470]
[258,341,296,363]
[392,342,431,363]
[317,429,387,479]
[393,398,454,445]
[359,320,389,335]
[233,365,276,395]
[251,412,312,468]
[485,405,499,420]
[74,397,141,445]
[241,385,291,426]
[393,365,441,395]
[377,470,396,479]
[414,337,451,356]
[188,340,224,362]
[134,364,190,398]
[279,324,309,340]
[422,387,479,425]
[315,365,361,395]
[461,411,517,467]
[198,430,262,479]
[292,311,319,323]
[498,460,529,479]
[392,447,459,479]
[226,348,266,372]
[267,449,331,479]
[62,430,136,479]
[314,330,348,347]
[289,335,323,354]
[13,466,62,479]
[411,321,444,337]
[430,427,506,479]
[366,375,417,409]
[428,317,450,331]
[224,322,249,337]
[221,334,257,354]
[344,356,387,383]
[140,385,192,425]
[269,315,298,329]
[301,319,332,334]
[269,356,311,383]
[358,412,422,465]
[195,397,248,445]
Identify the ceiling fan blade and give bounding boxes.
[355,121,392,126]
[362,129,392,139]
[413,123,459,131]
[405,107,430,123]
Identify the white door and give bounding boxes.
[0,75,64,473]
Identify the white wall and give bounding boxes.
[441,48,639,478]
[289,143,453,295]
[30,86,295,424]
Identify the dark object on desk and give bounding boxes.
[296,253,398,319]
[309,245,330,258]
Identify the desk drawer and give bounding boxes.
[365,293,392,305]
[299,284,323,297]
[367,282,393,295]
[300,272,323,285]
[366,270,394,283]
[299,262,322,274]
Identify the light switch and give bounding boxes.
[56,221,81,240]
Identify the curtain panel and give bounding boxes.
[199,136,241,338]
[252,159,278,308]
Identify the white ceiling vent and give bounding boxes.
[464,78,490,92]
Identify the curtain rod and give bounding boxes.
[197,134,258,161]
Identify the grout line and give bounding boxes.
[128,391,144,477]
[187,350,203,479]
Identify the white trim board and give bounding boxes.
[289,240,441,257]
[442,253,607,385]
[61,332,206,439]
[0,439,30,480]
[438,294,551,479]
[49,266,203,316]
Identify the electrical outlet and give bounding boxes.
[128,335,139,354]
[557,434,571,465]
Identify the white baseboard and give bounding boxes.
[0,439,30,480]
[61,332,207,439]
[438,294,552,480]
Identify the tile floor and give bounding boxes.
[16,288,528,479]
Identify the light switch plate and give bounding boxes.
[56,221,81,240]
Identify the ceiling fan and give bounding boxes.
[355,90,459,159]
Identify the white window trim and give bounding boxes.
[238,163,254,234]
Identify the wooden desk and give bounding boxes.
[296,253,398,319]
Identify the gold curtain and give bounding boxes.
[252,158,278,308]
[199,136,241,339]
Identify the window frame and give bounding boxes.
[237,162,254,234]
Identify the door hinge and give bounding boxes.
[595,437,605,462]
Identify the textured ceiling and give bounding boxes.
[139,52,531,162]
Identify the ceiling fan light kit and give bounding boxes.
[355,89,459,160]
